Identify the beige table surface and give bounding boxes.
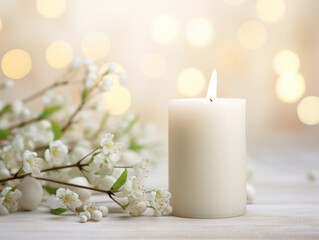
[1,145,319,239]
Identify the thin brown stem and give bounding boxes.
[108,193,122,207]
[9,117,40,130]
[62,100,86,132]
[22,81,68,104]
[34,176,110,194]
[77,147,99,165]
[13,167,22,178]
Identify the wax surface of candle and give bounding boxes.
[169,70,246,219]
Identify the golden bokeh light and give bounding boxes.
[151,15,178,44]
[297,96,319,125]
[1,49,32,79]
[36,0,66,19]
[186,18,213,47]
[140,52,167,79]
[273,50,300,76]
[238,21,267,50]
[177,68,205,97]
[223,0,246,5]
[99,63,125,75]
[217,45,245,72]
[81,32,110,60]
[256,0,285,23]
[46,40,74,69]
[103,86,131,115]
[276,73,305,103]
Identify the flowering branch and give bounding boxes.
[0,147,100,184]
[22,81,69,104]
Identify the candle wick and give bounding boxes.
[210,98,213,102]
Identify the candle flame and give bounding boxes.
[206,69,217,100]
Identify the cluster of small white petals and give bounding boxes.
[99,78,113,92]
[22,120,54,147]
[79,203,108,223]
[45,140,68,164]
[49,188,82,211]
[147,190,172,216]
[0,187,22,215]
[133,159,150,178]
[0,162,10,179]
[23,150,43,175]
[11,100,24,116]
[84,58,98,89]
[124,197,147,216]
[1,79,14,89]
[113,159,150,216]
[43,91,69,107]
[100,133,125,165]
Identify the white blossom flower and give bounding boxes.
[130,176,146,200]
[107,63,115,73]
[125,197,147,216]
[147,190,172,216]
[12,134,24,152]
[133,159,150,179]
[49,188,82,211]
[115,179,132,198]
[0,187,22,214]
[0,197,9,215]
[46,140,68,164]
[100,134,124,163]
[115,175,145,200]
[3,79,14,89]
[99,78,113,92]
[85,59,97,74]
[99,206,109,217]
[43,91,69,107]
[85,72,97,88]
[11,100,23,115]
[70,58,84,70]
[23,150,42,175]
[20,108,31,121]
[0,162,10,179]
[83,202,106,220]
[100,133,115,155]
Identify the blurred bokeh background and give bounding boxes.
[0,0,318,161]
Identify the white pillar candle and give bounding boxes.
[169,70,246,218]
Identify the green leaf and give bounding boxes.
[129,140,145,152]
[88,151,101,164]
[0,129,11,140]
[50,120,62,140]
[18,168,25,175]
[121,203,129,210]
[38,106,62,119]
[0,104,11,117]
[50,208,67,215]
[110,169,127,193]
[124,116,138,133]
[43,186,58,195]
[93,112,110,138]
[81,89,89,101]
